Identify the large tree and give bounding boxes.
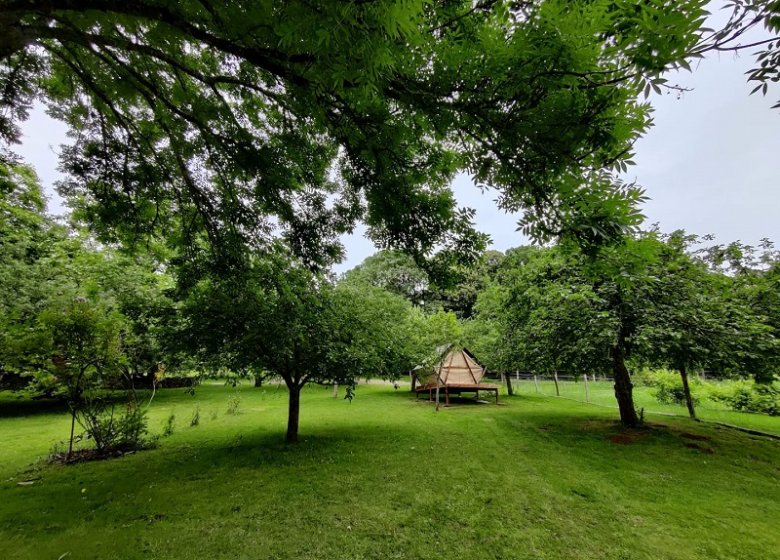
[1,0,741,269]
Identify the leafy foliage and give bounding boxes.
[175,245,430,440]
[0,0,730,268]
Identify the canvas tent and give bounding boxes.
[414,347,499,405]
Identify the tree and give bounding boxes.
[341,250,430,306]
[695,239,780,383]
[494,246,616,388]
[176,247,426,442]
[0,1,726,271]
[481,237,670,427]
[0,158,51,387]
[31,295,125,458]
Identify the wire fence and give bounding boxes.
[495,372,780,437]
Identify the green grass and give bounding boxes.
[511,378,780,436]
[1,382,779,560]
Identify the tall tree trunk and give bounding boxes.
[552,371,560,396]
[254,375,263,387]
[679,365,696,419]
[286,384,301,443]
[612,344,640,427]
[504,372,514,396]
[410,372,417,392]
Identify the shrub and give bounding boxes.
[77,397,151,454]
[227,393,241,415]
[630,367,659,388]
[646,369,700,406]
[190,404,200,427]
[163,413,176,436]
[710,381,780,416]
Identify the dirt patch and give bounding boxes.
[608,430,647,445]
[49,446,140,465]
[680,432,711,442]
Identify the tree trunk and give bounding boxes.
[254,375,263,388]
[68,406,77,460]
[410,372,417,392]
[504,373,514,396]
[679,365,696,419]
[612,345,640,427]
[553,371,560,396]
[332,382,338,398]
[286,384,301,443]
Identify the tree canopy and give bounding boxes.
[2,0,751,269]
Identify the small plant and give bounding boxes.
[162,413,175,437]
[227,393,241,415]
[46,441,65,464]
[190,404,200,427]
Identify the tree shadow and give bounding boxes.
[0,394,67,418]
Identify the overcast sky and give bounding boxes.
[13,11,780,274]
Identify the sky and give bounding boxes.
[12,10,780,274]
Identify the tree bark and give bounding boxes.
[679,365,696,419]
[553,371,560,396]
[332,382,338,398]
[611,344,640,427]
[410,372,417,392]
[254,375,263,388]
[504,372,514,396]
[286,383,301,443]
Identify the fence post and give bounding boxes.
[584,374,590,403]
[533,374,539,393]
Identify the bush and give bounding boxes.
[710,381,780,416]
[646,369,699,406]
[631,367,659,388]
[77,398,151,454]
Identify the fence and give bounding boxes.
[496,372,780,437]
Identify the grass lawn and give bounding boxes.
[1,382,779,560]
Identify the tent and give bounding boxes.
[414,347,499,405]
